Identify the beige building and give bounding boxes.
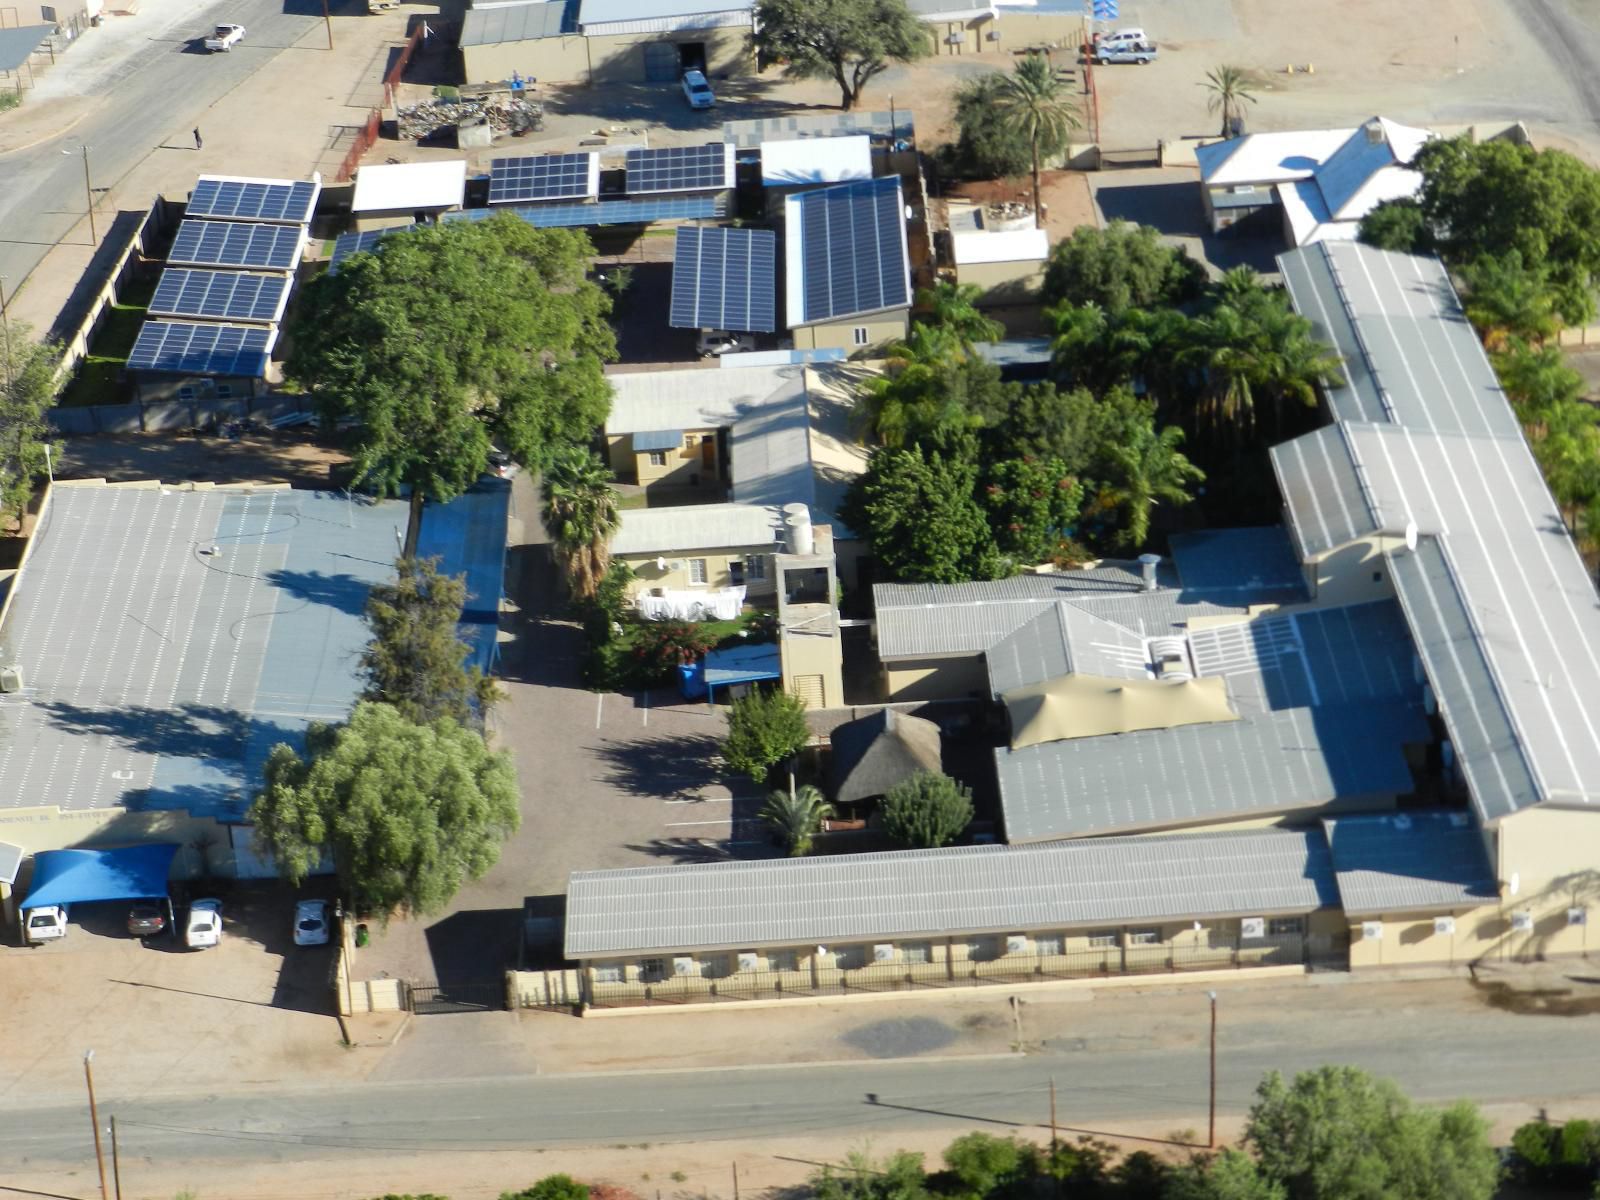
[349,160,467,231]
[611,502,781,599]
[784,177,913,353]
[948,209,1048,308]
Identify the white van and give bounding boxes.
[1098,27,1149,47]
[25,905,68,945]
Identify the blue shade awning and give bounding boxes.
[0,25,52,73]
[22,844,180,910]
[632,429,684,452]
[415,478,511,676]
[681,641,782,700]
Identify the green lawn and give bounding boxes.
[56,275,158,407]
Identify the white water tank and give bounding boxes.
[0,665,23,693]
[785,510,814,555]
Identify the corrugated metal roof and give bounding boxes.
[460,0,572,45]
[612,503,781,557]
[631,429,684,452]
[1322,811,1499,915]
[985,602,1149,695]
[1271,425,1379,557]
[606,364,800,435]
[581,0,744,23]
[1166,527,1307,603]
[1279,241,1600,823]
[723,111,914,150]
[564,827,1341,957]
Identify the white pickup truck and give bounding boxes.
[204,23,246,51]
[24,905,68,945]
[1092,35,1157,64]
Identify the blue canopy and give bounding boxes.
[21,844,180,910]
[679,641,782,701]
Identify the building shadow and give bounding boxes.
[421,906,525,980]
[263,567,374,615]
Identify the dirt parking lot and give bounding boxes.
[57,431,350,490]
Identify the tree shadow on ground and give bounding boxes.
[591,731,728,800]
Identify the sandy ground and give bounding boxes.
[56,430,351,489]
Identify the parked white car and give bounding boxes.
[681,69,715,109]
[204,23,245,51]
[698,330,755,357]
[293,899,331,947]
[24,906,68,945]
[186,899,223,949]
[1097,27,1149,48]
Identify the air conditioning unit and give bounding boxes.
[1005,935,1028,956]
[737,952,760,972]
[1569,907,1588,927]
[1361,921,1384,941]
[1433,915,1455,936]
[668,561,684,572]
[0,664,24,693]
[1240,917,1265,940]
[1510,911,1534,933]
[672,956,697,976]
[872,943,894,963]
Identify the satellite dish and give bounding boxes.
[656,556,667,571]
[1404,520,1418,552]
[1509,872,1520,897]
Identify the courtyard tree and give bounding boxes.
[249,702,519,918]
[540,445,621,601]
[1042,222,1206,313]
[752,0,927,112]
[0,323,60,532]
[1097,420,1204,551]
[914,281,1005,350]
[950,71,1034,179]
[880,771,973,849]
[1201,64,1258,138]
[760,783,834,856]
[1456,249,1561,349]
[722,687,811,785]
[287,217,615,536]
[840,434,994,582]
[976,455,1083,569]
[361,556,498,726]
[989,54,1082,224]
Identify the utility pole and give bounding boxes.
[1049,1076,1058,1151]
[84,1050,109,1200]
[110,1114,123,1200]
[321,0,333,50]
[1207,990,1218,1149]
[731,1162,739,1200]
[80,145,96,244]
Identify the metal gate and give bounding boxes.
[407,979,504,1014]
[643,42,678,82]
[1098,146,1162,169]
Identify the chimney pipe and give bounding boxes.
[1137,553,1162,592]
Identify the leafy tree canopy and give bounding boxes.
[722,687,811,784]
[361,556,497,726]
[288,217,615,506]
[250,702,520,917]
[753,0,926,111]
[1042,221,1207,313]
[0,323,60,531]
[499,1177,590,1200]
[840,432,994,582]
[880,771,974,849]
[949,72,1034,179]
[541,445,621,601]
[1165,1150,1286,1200]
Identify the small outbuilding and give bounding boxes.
[350,160,468,230]
[828,707,943,806]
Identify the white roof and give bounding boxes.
[760,135,873,186]
[952,227,1049,265]
[1196,128,1356,187]
[580,0,747,21]
[351,161,467,214]
[605,364,801,435]
[612,503,781,556]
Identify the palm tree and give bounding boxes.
[1201,65,1257,138]
[1100,422,1204,550]
[540,446,620,602]
[914,282,1004,349]
[990,55,1082,226]
[760,784,834,856]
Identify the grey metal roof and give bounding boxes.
[564,827,1341,957]
[0,841,21,886]
[1322,811,1499,915]
[606,364,799,435]
[828,708,943,805]
[1271,424,1379,558]
[1166,527,1307,604]
[1278,240,1600,823]
[0,485,405,820]
[612,502,781,557]
[986,602,1148,696]
[461,0,573,45]
[581,0,746,23]
[997,601,1426,841]
[723,111,914,150]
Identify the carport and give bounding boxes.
[680,641,781,702]
[20,844,181,929]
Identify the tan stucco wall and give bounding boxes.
[619,545,777,598]
[1307,536,1398,607]
[923,14,1001,56]
[883,654,990,702]
[462,35,590,87]
[607,430,721,486]
[956,257,1046,305]
[0,806,232,880]
[586,24,754,85]
[992,12,1083,49]
[793,313,910,354]
[781,629,844,710]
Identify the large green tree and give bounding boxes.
[0,323,59,531]
[1165,1151,1286,1200]
[250,702,520,917]
[722,687,811,784]
[753,0,926,111]
[977,455,1083,569]
[1096,420,1204,551]
[880,771,973,849]
[1042,222,1206,313]
[540,445,620,601]
[288,217,615,531]
[840,434,994,582]
[1456,249,1560,349]
[914,281,1005,349]
[1245,1067,1498,1200]
[360,556,497,726]
[989,54,1081,222]
[950,72,1034,179]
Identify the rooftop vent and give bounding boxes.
[0,665,23,693]
[1364,118,1385,145]
[1137,552,1162,592]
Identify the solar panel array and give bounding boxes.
[127,321,273,377]
[670,226,777,332]
[795,177,909,323]
[624,143,730,195]
[329,226,414,270]
[188,178,318,224]
[489,152,596,204]
[169,219,302,271]
[444,196,728,229]
[149,268,290,323]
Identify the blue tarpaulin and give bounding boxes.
[415,478,511,675]
[21,844,180,910]
[679,641,782,701]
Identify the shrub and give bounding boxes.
[881,771,974,849]
[630,620,717,686]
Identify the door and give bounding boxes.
[643,42,678,82]
[678,41,706,72]
[701,435,716,470]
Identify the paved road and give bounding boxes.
[0,0,321,314]
[5,1009,1599,1171]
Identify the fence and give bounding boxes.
[571,934,1348,1010]
[507,967,584,1010]
[47,389,311,435]
[336,21,426,182]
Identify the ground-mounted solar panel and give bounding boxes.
[489,152,597,204]
[624,143,733,195]
[794,176,910,324]
[168,220,303,271]
[443,196,728,229]
[187,177,318,224]
[669,226,777,333]
[127,320,274,377]
[329,226,414,271]
[148,268,291,324]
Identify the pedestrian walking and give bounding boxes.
[193,128,203,150]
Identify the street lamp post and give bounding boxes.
[1207,990,1218,1149]
[83,1050,109,1200]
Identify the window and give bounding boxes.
[40,5,56,20]
[688,558,708,585]
[1034,934,1064,956]
[215,384,232,399]
[770,949,799,972]
[1268,916,1305,936]
[639,957,665,982]
[177,386,196,401]
[902,941,932,964]
[852,326,869,347]
[1086,931,1118,949]
[593,964,623,984]
[1128,929,1160,946]
[729,561,745,586]
[648,451,667,467]
[746,554,766,581]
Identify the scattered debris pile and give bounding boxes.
[984,200,1033,222]
[395,95,543,141]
